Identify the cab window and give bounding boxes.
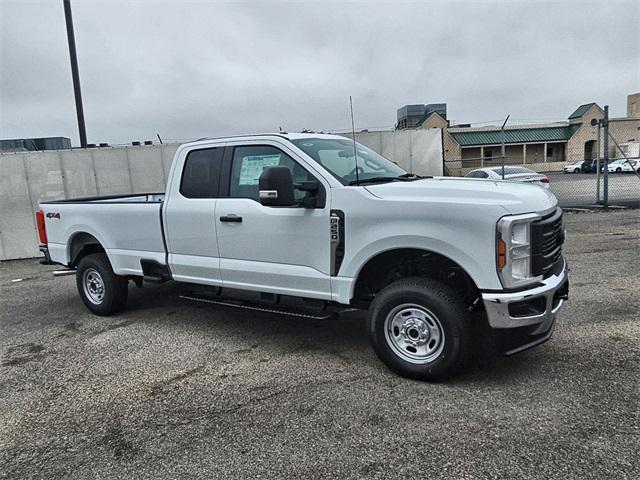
[229,145,315,202]
[180,148,223,198]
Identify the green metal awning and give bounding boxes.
[450,124,580,147]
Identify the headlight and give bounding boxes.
[496,213,543,288]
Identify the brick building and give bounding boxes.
[397,93,640,174]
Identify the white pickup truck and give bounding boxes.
[36,133,568,380]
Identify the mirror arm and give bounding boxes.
[294,181,319,192]
[300,196,318,208]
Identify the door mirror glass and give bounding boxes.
[258,166,295,206]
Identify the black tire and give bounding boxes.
[76,253,128,316]
[616,167,622,173]
[367,277,472,381]
[574,168,580,173]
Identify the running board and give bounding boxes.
[180,294,337,320]
[53,269,76,277]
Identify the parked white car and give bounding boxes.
[607,158,639,173]
[465,166,550,188]
[563,161,584,173]
[36,134,568,380]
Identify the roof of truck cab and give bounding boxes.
[181,132,349,147]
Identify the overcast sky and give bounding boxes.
[1,0,638,146]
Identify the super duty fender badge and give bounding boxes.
[46,212,61,219]
[330,210,345,276]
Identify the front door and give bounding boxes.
[216,143,332,299]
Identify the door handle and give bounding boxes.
[220,215,243,223]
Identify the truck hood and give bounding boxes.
[364,177,557,215]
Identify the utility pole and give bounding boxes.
[500,114,510,179]
[63,0,87,148]
[602,105,609,208]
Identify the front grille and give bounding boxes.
[531,208,564,277]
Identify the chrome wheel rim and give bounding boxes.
[384,303,445,364]
[83,268,105,305]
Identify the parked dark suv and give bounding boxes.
[580,159,599,173]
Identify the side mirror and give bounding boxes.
[258,166,295,206]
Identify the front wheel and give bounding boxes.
[76,253,128,316]
[367,277,472,381]
[574,168,580,173]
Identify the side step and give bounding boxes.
[53,269,76,277]
[180,294,338,320]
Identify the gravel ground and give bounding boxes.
[1,209,638,479]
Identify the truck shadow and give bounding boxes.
[123,282,547,385]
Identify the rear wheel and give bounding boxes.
[367,277,472,381]
[76,253,128,316]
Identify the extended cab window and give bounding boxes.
[180,148,223,198]
[229,145,315,202]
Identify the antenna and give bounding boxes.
[349,95,360,185]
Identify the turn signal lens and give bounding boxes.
[497,239,507,270]
[540,177,550,183]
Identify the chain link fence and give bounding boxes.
[443,145,639,208]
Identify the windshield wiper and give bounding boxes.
[348,173,427,186]
[348,176,402,186]
[398,173,428,180]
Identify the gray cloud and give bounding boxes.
[1,0,638,146]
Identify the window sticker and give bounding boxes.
[238,154,281,185]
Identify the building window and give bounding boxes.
[483,149,493,161]
[546,146,554,157]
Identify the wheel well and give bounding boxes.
[353,249,481,308]
[69,233,105,267]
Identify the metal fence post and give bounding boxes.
[500,115,510,179]
[595,122,600,204]
[603,105,609,208]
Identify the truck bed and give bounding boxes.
[40,192,167,276]
[42,193,165,204]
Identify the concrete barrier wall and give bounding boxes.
[0,130,443,261]
[0,144,180,261]
[343,129,444,177]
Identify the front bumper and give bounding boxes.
[481,260,569,354]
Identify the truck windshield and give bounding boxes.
[291,137,407,185]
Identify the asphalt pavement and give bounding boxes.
[1,209,639,479]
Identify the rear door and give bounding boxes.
[215,141,332,299]
[164,146,225,285]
